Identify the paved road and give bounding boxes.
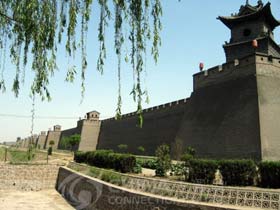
[0,190,74,210]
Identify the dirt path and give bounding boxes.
[0,190,74,210]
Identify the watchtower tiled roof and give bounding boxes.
[218,2,280,30]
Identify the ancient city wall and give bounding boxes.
[256,55,280,160]
[36,132,47,149]
[97,99,189,156]
[176,73,262,159]
[22,54,279,161]
[78,120,101,152]
[0,163,60,191]
[56,167,237,210]
[46,130,61,150]
[97,54,265,159]
[193,55,256,90]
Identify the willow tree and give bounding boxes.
[0,0,162,125]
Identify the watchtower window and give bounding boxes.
[243,28,251,37]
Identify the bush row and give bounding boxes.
[258,161,280,188]
[74,150,136,173]
[187,159,280,188]
[187,159,256,186]
[188,159,218,185]
[75,151,280,188]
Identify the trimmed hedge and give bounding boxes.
[258,161,280,188]
[219,159,256,186]
[74,151,89,163]
[76,151,280,188]
[188,159,218,184]
[74,150,136,173]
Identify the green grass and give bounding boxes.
[9,149,29,163]
[87,166,126,186]
[0,147,6,161]
[69,163,126,186]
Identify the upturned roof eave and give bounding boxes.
[217,3,280,30]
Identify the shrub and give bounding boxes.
[49,140,55,146]
[74,150,136,173]
[101,171,123,185]
[137,146,145,153]
[133,162,142,174]
[155,144,171,177]
[113,153,137,173]
[155,164,166,177]
[258,161,280,188]
[137,158,157,169]
[117,144,128,152]
[188,159,218,184]
[185,146,196,157]
[219,159,256,186]
[74,151,88,163]
[61,134,81,151]
[48,147,52,155]
[88,150,113,168]
[89,167,125,186]
[170,163,186,176]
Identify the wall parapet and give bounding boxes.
[193,53,280,91]
[102,97,190,122]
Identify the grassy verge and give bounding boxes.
[9,149,29,163]
[69,163,127,186]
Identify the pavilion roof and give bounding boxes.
[218,2,280,30]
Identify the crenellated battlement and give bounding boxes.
[102,97,190,122]
[193,53,280,91]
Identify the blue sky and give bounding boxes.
[0,0,279,142]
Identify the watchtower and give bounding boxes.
[176,1,280,160]
[218,1,280,62]
[85,111,100,121]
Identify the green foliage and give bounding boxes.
[219,159,256,186]
[181,146,196,175]
[185,146,196,157]
[137,158,157,170]
[137,146,145,153]
[188,159,218,184]
[74,151,89,163]
[74,150,136,173]
[170,163,186,176]
[9,149,30,163]
[101,171,124,185]
[88,167,125,186]
[258,161,280,188]
[62,134,81,151]
[155,144,171,177]
[49,140,55,146]
[117,144,128,151]
[27,144,35,161]
[87,150,113,167]
[181,154,194,162]
[48,147,53,156]
[132,162,142,174]
[0,0,163,121]
[181,146,196,162]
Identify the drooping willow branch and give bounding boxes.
[0,0,163,127]
[0,11,17,23]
